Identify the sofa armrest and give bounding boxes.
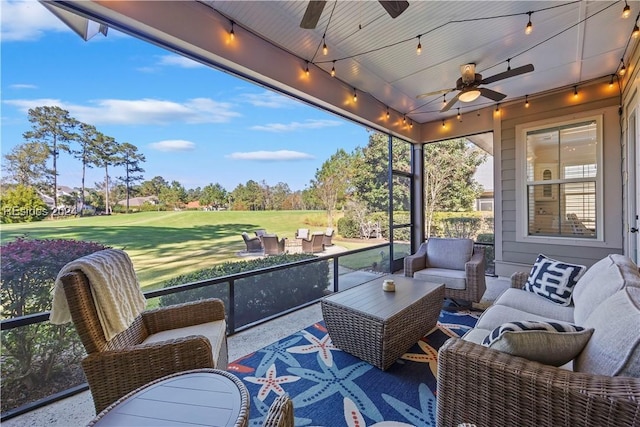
[437,338,640,427]
[404,242,428,277]
[510,271,529,288]
[142,298,226,334]
[464,248,486,300]
[83,335,215,413]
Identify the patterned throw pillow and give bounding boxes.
[524,254,586,306]
[482,320,593,366]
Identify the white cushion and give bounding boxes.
[523,254,586,306]
[475,304,561,331]
[425,238,473,270]
[575,287,640,377]
[494,288,575,323]
[414,267,467,290]
[482,320,593,366]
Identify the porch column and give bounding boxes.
[412,143,425,252]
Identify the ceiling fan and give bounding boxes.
[417,63,535,112]
[300,1,409,29]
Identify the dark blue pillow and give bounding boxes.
[524,254,586,306]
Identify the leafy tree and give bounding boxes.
[0,185,49,223]
[187,187,202,203]
[3,142,50,188]
[140,176,169,197]
[200,183,227,210]
[159,180,188,209]
[230,180,263,210]
[424,139,486,236]
[93,135,119,214]
[72,124,101,215]
[311,149,354,227]
[116,142,146,213]
[270,182,291,210]
[23,106,78,207]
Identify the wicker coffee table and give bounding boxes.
[321,276,444,370]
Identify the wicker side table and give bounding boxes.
[87,369,249,427]
[321,276,444,370]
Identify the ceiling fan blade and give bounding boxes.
[300,0,327,29]
[416,88,455,99]
[378,1,410,19]
[480,64,534,85]
[479,87,507,102]
[441,92,461,112]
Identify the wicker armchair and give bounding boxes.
[264,394,294,427]
[437,338,640,427]
[404,238,486,304]
[242,232,263,252]
[301,232,325,253]
[261,234,286,255]
[323,227,335,247]
[59,270,228,414]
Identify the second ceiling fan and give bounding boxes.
[417,63,535,112]
[300,1,409,29]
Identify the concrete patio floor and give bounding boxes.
[3,276,510,427]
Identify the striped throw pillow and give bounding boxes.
[482,320,593,366]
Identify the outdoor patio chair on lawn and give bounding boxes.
[255,228,267,237]
[323,227,335,246]
[242,232,263,252]
[261,234,286,256]
[295,228,310,240]
[54,249,228,414]
[302,232,325,253]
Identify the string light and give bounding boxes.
[331,61,336,77]
[322,36,328,55]
[305,61,310,76]
[525,95,530,108]
[633,22,640,38]
[416,36,422,55]
[573,85,578,98]
[442,120,446,128]
[623,1,631,19]
[525,12,533,35]
[442,94,447,106]
[386,107,390,119]
[609,74,614,88]
[495,104,501,115]
[410,120,413,128]
[457,108,461,121]
[353,88,357,102]
[229,21,235,41]
[619,59,627,76]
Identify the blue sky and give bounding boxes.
[1,0,369,192]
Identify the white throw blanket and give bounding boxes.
[50,249,147,341]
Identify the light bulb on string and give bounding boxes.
[229,21,235,41]
[573,86,578,98]
[403,115,406,124]
[442,120,446,128]
[386,107,390,119]
[619,59,627,76]
[457,108,461,121]
[322,36,328,55]
[633,23,640,38]
[353,88,357,103]
[525,12,533,35]
[609,75,614,88]
[331,61,336,77]
[410,120,413,128]
[495,104,501,116]
[442,94,447,106]
[416,36,422,55]
[525,95,530,108]
[305,61,310,76]
[623,1,631,18]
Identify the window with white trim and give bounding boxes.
[518,116,602,241]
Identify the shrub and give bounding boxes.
[159,253,329,328]
[337,216,360,238]
[442,216,482,238]
[0,184,49,223]
[0,238,109,411]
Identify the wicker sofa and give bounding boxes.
[437,254,640,427]
[404,237,486,304]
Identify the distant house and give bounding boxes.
[186,201,202,209]
[117,196,159,207]
[473,158,494,213]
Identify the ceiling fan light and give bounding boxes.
[458,89,481,102]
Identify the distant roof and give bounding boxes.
[117,196,159,206]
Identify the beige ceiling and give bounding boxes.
[47,1,635,137]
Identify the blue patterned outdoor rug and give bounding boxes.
[229,309,481,426]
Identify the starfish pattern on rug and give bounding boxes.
[253,334,304,377]
[289,355,383,422]
[343,397,414,427]
[244,364,301,401]
[382,383,437,426]
[287,330,338,367]
[400,339,438,377]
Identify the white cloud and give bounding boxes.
[250,119,342,132]
[157,55,205,69]
[241,91,299,108]
[4,97,241,125]
[226,150,314,161]
[1,0,69,41]
[148,140,196,152]
[9,83,37,90]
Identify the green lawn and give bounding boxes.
[1,210,375,289]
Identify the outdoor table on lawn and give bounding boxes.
[87,369,249,427]
[321,275,444,370]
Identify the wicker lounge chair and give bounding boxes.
[255,228,267,237]
[295,228,310,240]
[261,234,286,255]
[323,227,335,246]
[302,232,325,253]
[242,232,263,252]
[404,237,486,304]
[58,269,228,414]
